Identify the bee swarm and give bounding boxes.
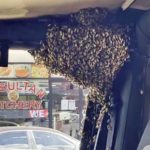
[29,8,135,149]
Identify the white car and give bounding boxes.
[0,126,80,150]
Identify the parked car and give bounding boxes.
[0,121,19,127]
[0,126,80,150]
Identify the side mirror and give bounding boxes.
[143,145,150,150]
[137,120,150,150]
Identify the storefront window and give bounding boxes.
[0,63,49,127]
[0,63,87,140]
[51,81,85,139]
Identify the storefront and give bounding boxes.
[0,61,86,139]
[0,63,49,126]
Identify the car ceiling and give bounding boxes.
[0,0,123,19]
[0,0,122,49]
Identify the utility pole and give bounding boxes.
[78,87,83,128]
[48,76,53,128]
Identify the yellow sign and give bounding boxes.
[31,64,49,78]
[0,66,13,77]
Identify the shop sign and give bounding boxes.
[0,101,42,110]
[0,64,49,78]
[0,81,46,99]
[0,109,48,119]
[29,109,48,118]
[31,64,49,78]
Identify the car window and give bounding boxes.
[33,131,74,147]
[0,131,29,149]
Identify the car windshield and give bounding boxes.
[0,131,29,149]
[0,1,149,150]
[33,131,76,147]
